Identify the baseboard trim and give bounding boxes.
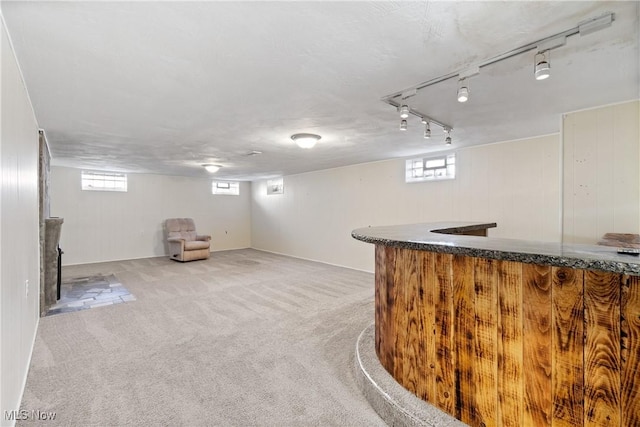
[61,247,252,267]
[249,247,374,274]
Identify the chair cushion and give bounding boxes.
[184,240,210,250]
[166,218,198,241]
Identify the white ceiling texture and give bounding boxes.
[2,1,638,181]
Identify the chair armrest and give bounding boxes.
[167,237,184,243]
[196,235,211,242]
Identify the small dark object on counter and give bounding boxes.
[617,248,640,256]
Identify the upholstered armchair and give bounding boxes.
[165,218,211,262]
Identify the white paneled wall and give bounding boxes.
[251,134,561,272]
[51,168,251,265]
[455,136,561,242]
[0,14,41,425]
[563,100,640,244]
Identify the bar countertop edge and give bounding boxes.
[351,221,640,275]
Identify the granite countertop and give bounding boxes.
[351,222,640,275]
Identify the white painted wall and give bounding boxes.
[563,100,640,244]
[50,168,251,265]
[251,134,561,272]
[0,13,41,426]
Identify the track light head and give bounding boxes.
[457,79,469,103]
[424,122,431,139]
[534,51,551,80]
[444,128,452,145]
[457,87,469,103]
[400,119,408,131]
[398,104,410,119]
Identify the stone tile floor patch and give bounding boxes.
[45,274,136,316]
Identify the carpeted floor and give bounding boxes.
[18,249,385,426]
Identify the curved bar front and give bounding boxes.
[352,222,640,427]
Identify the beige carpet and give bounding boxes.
[18,249,386,426]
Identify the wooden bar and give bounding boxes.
[357,223,640,427]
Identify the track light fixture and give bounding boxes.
[382,12,615,139]
[396,113,449,137]
[445,128,452,145]
[424,121,431,139]
[534,50,551,80]
[457,78,470,102]
[398,104,410,119]
[456,66,479,103]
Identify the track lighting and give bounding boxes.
[397,113,446,139]
[534,51,550,80]
[383,12,615,136]
[398,104,410,119]
[457,79,469,103]
[445,128,452,145]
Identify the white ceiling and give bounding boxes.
[2,1,638,181]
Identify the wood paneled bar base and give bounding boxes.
[352,222,640,427]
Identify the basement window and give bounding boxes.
[81,171,128,192]
[405,153,456,183]
[212,181,240,195]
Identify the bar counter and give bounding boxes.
[352,222,640,426]
[352,222,640,275]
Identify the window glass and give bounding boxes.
[405,153,456,182]
[81,171,127,192]
[212,181,240,195]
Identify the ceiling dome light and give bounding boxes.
[534,51,550,80]
[398,104,410,119]
[291,133,321,149]
[457,79,469,103]
[399,119,408,131]
[203,164,221,173]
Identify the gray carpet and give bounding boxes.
[18,249,386,426]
